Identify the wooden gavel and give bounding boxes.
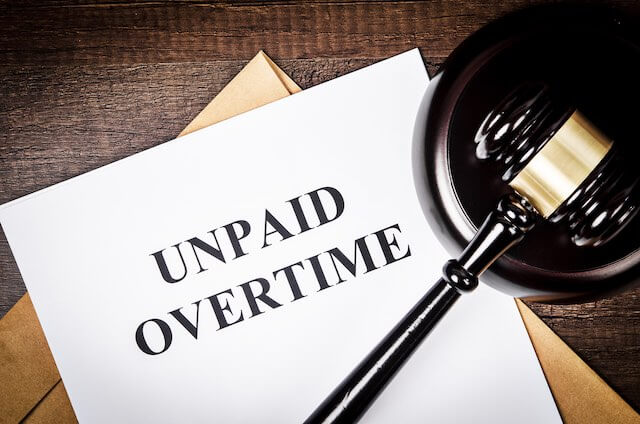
[305,82,638,423]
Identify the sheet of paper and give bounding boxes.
[0,50,560,423]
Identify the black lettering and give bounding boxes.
[239,278,282,317]
[307,254,331,291]
[273,262,306,301]
[263,210,294,248]
[287,195,312,233]
[207,289,244,330]
[308,187,345,226]
[135,318,173,355]
[187,232,225,273]
[150,243,188,284]
[169,301,201,339]
[327,236,378,283]
[223,220,251,259]
[374,224,412,265]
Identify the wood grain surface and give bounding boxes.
[1,0,639,412]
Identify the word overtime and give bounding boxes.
[135,187,412,355]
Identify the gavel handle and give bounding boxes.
[304,193,537,424]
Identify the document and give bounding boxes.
[0,49,560,423]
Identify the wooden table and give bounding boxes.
[1,0,639,412]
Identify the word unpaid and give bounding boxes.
[136,187,412,355]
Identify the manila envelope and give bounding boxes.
[1,51,638,424]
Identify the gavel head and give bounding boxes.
[474,82,638,247]
[411,5,640,301]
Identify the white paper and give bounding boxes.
[0,50,560,423]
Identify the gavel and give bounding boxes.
[305,81,639,423]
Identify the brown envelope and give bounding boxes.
[516,300,639,423]
[0,51,637,424]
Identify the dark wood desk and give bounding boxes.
[1,0,638,412]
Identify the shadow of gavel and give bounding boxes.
[305,82,639,423]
